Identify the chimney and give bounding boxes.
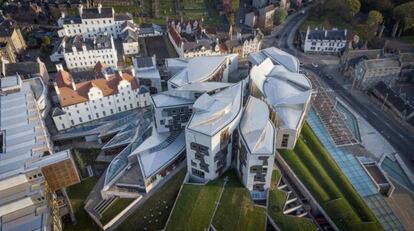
[324,29,328,38]
[61,11,65,18]
[78,5,83,16]
[98,4,102,14]
[56,64,64,71]
[82,44,87,51]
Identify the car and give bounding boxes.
[300,10,305,14]
[312,63,318,68]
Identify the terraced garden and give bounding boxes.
[267,170,317,231]
[279,123,383,231]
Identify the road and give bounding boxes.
[266,11,414,173]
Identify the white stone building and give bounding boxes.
[57,4,133,39]
[224,30,263,59]
[50,34,118,69]
[120,21,139,55]
[167,21,225,58]
[303,27,347,54]
[52,62,151,131]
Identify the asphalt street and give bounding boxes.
[265,12,414,173]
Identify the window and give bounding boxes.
[79,117,83,122]
[103,111,106,116]
[96,113,99,118]
[71,120,74,125]
[281,134,289,148]
[160,119,165,125]
[192,168,204,178]
[88,115,92,120]
[110,109,114,114]
[124,105,127,110]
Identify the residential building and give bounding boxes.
[165,54,238,89]
[244,5,276,29]
[257,5,276,29]
[57,4,133,39]
[51,62,150,131]
[224,29,263,59]
[50,34,118,69]
[244,11,257,28]
[248,48,312,149]
[303,27,347,54]
[120,21,139,55]
[0,75,80,231]
[138,24,163,37]
[354,58,401,90]
[133,56,162,94]
[167,20,225,58]
[0,19,26,62]
[340,49,382,76]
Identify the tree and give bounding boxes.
[274,9,288,25]
[367,10,384,37]
[40,36,52,56]
[230,0,239,13]
[392,1,414,37]
[343,0,361,18]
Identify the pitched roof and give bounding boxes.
[169,26,182,46]
[55,63,138,107]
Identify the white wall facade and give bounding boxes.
[63,37,118,69]
[122,41,139,55]
[57,6,133,39]
[186,111,242,182]
[53,83,150,131]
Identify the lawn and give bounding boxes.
[100,198,134,225]
[212,171,266,231]
[72,149,106,178]
[158,0,175,17]
[268,170,317,231]
[278,123,383,231]
[64,177,100,231]
[117,168,186,231]
[166,176,225,231]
